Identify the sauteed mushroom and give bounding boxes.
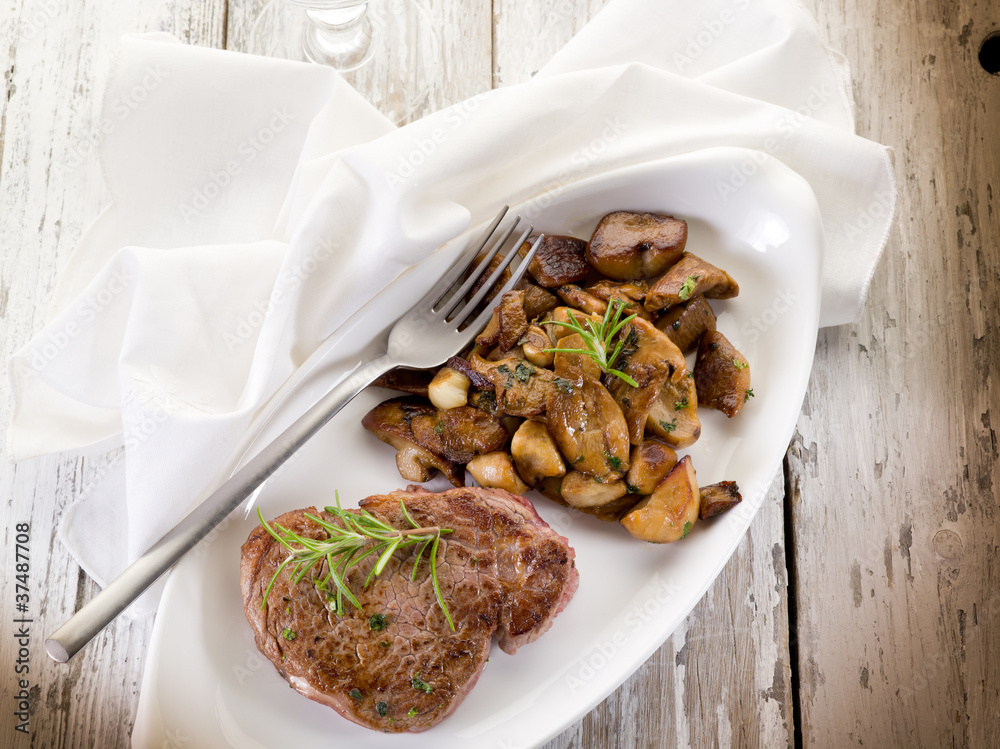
[625,439,678,495]
[470,354,557,418]
[466,451,529,494]
[645,252,739,313]
[655,295,717,353]
[694,330,752,417]
[620,455,700,543]
[646,372,701,448]
[546,333,630,480]
[603,317,686,445]
[699,481,743,519]
[518,233,590,288]
[361,397,463,486]
[510,420,566,486]
[410,406,509,464]
[587,211,688,280]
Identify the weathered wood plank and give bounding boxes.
[0,2,226,748]
[790,0,1000,746]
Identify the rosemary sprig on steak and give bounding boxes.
[257,493,455,631]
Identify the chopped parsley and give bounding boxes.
[514,362,535,382]
[281,628,296,641]
[379,641,391,648]
[376,701,389,717]
[733,359,748,370]
[659,418,678,433]
[625,482,640,494]
[478,390,497,412]
[408,707,419,718]
[553,377,575,394]
[573,455,585,464]
[368,613,389,631]
[349,688,364,700]
[674,397,689,410]
[745,388,755,401]
[681,521,692,539]
[411,675,434,694]
[678,274,700,301]
[672,320,681,331]
[433,421,444,434]
[496,364,514,387]
[605,453,623,471]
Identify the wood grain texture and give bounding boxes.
[790,0,1000,747]
[0,3,226,748]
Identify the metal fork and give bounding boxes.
[46,208,542,662]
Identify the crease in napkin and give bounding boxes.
[8,0,896,617]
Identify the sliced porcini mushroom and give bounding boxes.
[699,481,743,519]
[645,252,739,313]
[410,406,509,464]
[468,249,510,305]
[655,295,717,353]
[587,211,688,280]
[540,307,595,340]
[559,470,627,508]
[626,439,678,495]
[546,333,630,480]
[514,278,559,319]
[602,317,687,445]
[620,455,700,543]
[518,233,590,288]
[427,367,471,410]
[585,279,653,321]
[371,367,435,396]
[555,285,609,317]
[694,330,752,417]
[646,371,701,448]
[510,420,566,485]
[361,397,463,486]
[469,353,557,418]
[466,451,529,495]
[475,289,527,351]
[520,324,554,368]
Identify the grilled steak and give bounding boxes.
[240,487,579,733]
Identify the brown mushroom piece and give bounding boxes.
[510,420,566,485]
[466,451,529,495]
[361,397,463,486]
[559,470,629,508]
[469,354,557,418]
[371,367,435,396]
[410,405,509,464]
[625,439,678,495]
[514,278,560,319]
[646,371,701,448]
[555,284,609,317]
[546,333,630,480]
[694,330,752,418]
[587,211,688,280]
[475,289,528,351]
[645,252,739,313]
[603,316,687,445]
[699,481,743,519]
[518,233,590,288]
[620,455,700,543]
[655,295,717,354]
[585,279,654,321]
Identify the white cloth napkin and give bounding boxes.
[8,0,896,617]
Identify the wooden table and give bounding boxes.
[2,1,997,746]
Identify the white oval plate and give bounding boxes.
[132,147,822,749]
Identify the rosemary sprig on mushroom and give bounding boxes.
[542,298,640,386]
[257,493,455,631]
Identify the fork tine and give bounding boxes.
[436,216,522,318]
[423,207,509,309]
[451,230,542,331]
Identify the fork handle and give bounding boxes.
[45,354,396,663]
